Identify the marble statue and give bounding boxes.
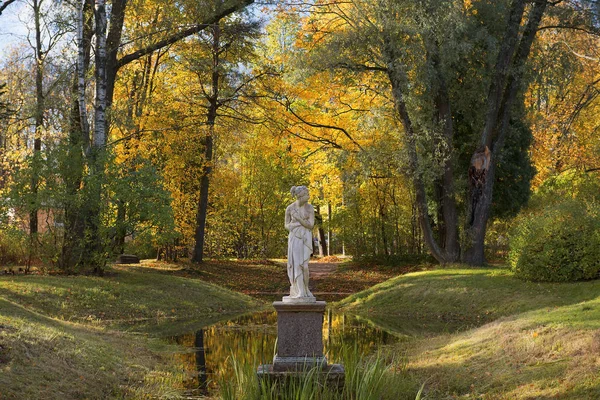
[284,186,315,301]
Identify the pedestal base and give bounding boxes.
[272,300,326,367]
[257,363,345,390]
[272,355,327,372]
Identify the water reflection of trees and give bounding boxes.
[171,310,397,394]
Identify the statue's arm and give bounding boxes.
[284,207,293,231]
[302,205,315,229]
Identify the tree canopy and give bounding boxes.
[0,0,598,270]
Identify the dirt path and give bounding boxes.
[308,261,339,280]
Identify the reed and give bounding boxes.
[218,346,422,400]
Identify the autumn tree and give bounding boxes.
[60,0,257,272]
[271,0,599,265]
[179,17,263,263]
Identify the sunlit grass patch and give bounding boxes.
[339,266,600,398]
[0,265,269,398]
[406,315,600,398]
[0,266,262,329]
[338,267,600,335]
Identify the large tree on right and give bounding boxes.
[294,0,597,265]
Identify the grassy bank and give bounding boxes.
[338,267,600,399]
[0,265,263,399]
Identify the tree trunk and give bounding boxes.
[383,38,449,264]
[433,62,460,262]
[463,0,548,265]
[93,0,108,150]
[327,203,332,255]
[194,330,208,394]
[29,0,44,236]
[59,0,93,272]
[115,200,126,254]
[379,204,389,257]
[82,0,108,274]
[104,0,127,110]
[192,24,220,263]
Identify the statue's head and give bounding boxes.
[291,186,309,202]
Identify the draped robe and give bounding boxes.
[286,204,313,298]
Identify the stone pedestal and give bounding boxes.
[273,300,327,371]
[257,300,345,389]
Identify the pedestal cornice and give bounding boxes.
[273,300,327,312]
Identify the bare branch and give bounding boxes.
[331,61,387,72]
[116,0,255,69]
[284,102,364,151]
[0,0,17,16]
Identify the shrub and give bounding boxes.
[0,227,28,266]
[509,198,600,282]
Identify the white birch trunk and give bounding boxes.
[94,0,107,148]
[77,0,90,152]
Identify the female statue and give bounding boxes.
[284,186,315,299]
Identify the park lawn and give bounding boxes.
[338,267,600,399]
[0,266,264,399]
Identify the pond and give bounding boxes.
[166,308,399,397]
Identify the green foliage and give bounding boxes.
[0,225,28,265]
[207,141,304,258]
[509,171,600,282]
[3,144,70,269]
[492,111,536,219]
[335,149,418,258]
[509,199,600,283]
[107,151,178,258]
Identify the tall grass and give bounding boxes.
[218,346,422,400]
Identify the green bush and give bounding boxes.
[0,227,28,266]
[509,198,600,282]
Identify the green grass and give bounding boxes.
[219,346,421,400]
[337,266,600,399]
[0,298,186,399]
[3,262,599,398]
[0,264,263,331]
[0,265,264,399]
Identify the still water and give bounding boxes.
[167,309,398,396]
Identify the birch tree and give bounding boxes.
[68,0,256,272]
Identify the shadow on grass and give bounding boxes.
[0,297,183,399]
